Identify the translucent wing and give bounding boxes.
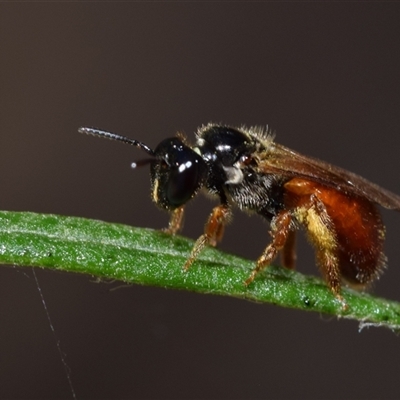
[256,142,400,210]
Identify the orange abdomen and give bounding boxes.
[318,186,385,285]
[284,178,386,286]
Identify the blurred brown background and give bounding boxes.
[1,3,400,399]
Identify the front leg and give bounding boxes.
[184,204,231,271]
[164,206,185,235]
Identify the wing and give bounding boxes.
[256,142,400,210]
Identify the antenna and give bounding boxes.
[79,127,155,156]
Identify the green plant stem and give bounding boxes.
[0,211,399,330]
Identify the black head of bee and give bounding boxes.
[78,127,207,211]
[150,137,207,210]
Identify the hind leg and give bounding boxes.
[294,195,346,307]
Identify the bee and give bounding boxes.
[79,124,400,306]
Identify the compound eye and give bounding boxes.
[152,138,206,209]
[166,157,203,207]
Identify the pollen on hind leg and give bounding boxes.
[294,203,344,297]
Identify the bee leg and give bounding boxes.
[283,179,347,309]
[300,196,347,309]
[184,204,231,271]
[281,230,297,270]
[245,210,293,286]
[163,206,185,235]
[315,245,347,310]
